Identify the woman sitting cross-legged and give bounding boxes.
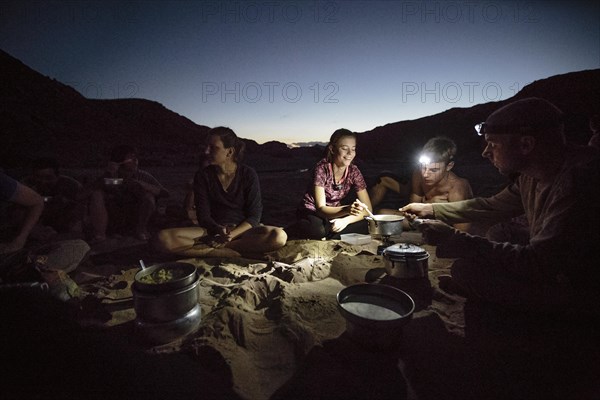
[155,127,287,258]
[285,128,372,240]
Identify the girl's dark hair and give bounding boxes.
[208,127,246,162]
[326,128,356,162]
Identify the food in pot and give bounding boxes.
[138,266,188,284]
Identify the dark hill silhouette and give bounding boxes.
[0,49,210,167]
[1,48,598,169]
[355,69,600,163]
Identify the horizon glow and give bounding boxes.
[0,0,598,144]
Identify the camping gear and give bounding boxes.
[337,283,415,350]
[365,214,404,237]
[133,262,201,343]
[134,304,202,344]
[340,233,372,245]
[354,200,378,227]
[134,262,197,292]
[365,214,404,254]
[382,243,430,279]
[133,275,200,323]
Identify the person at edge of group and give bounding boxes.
[0,171,44,255]
[155,127,287,257]
[588,114,600,149]
[21,157,85,237]
[285,128,372,240]
[374,136,473,232]
[400,97,600,315]
[88,145,169,243]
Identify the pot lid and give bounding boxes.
[382,243,428,257]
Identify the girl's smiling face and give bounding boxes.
[330,136,356,167]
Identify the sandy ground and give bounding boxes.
[2,159,593,399]
[63,234,465,400]
[2,232,600,400]
[71,230,600,400]
[2,188,599,400]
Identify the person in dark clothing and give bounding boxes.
[401,98,600,314]
[588,114,600,149]
[156,127,287,257]
[88,145,168,242]
[0,172,44,254]
[21,157,85,234]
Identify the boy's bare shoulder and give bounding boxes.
[449,172,471,187]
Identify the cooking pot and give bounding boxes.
[135,304,202,344]
[365,214,404,237]
[132,273,200,323]
[134,262,197,293]
[337,283,415,350]
[382,243,429,279]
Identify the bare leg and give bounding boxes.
[155,227,208,255]
[155,226,287,257]
[370,176,408,211]
[369,182,388,209]
[89,190,108,240]
[225,226,287,254]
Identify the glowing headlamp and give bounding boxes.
[418,154,431,165]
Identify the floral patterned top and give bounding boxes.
[300,158,367,212]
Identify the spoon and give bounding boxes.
[355,200,378,227]
[139,259,147,270]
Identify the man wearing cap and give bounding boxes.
[400,97,600,313]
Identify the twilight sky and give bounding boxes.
[1,1,598,144]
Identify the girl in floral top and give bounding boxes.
[286,129,372,239]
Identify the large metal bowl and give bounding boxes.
[337,283,415,350]
[134,262,197,293]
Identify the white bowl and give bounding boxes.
[103,178,124,185]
